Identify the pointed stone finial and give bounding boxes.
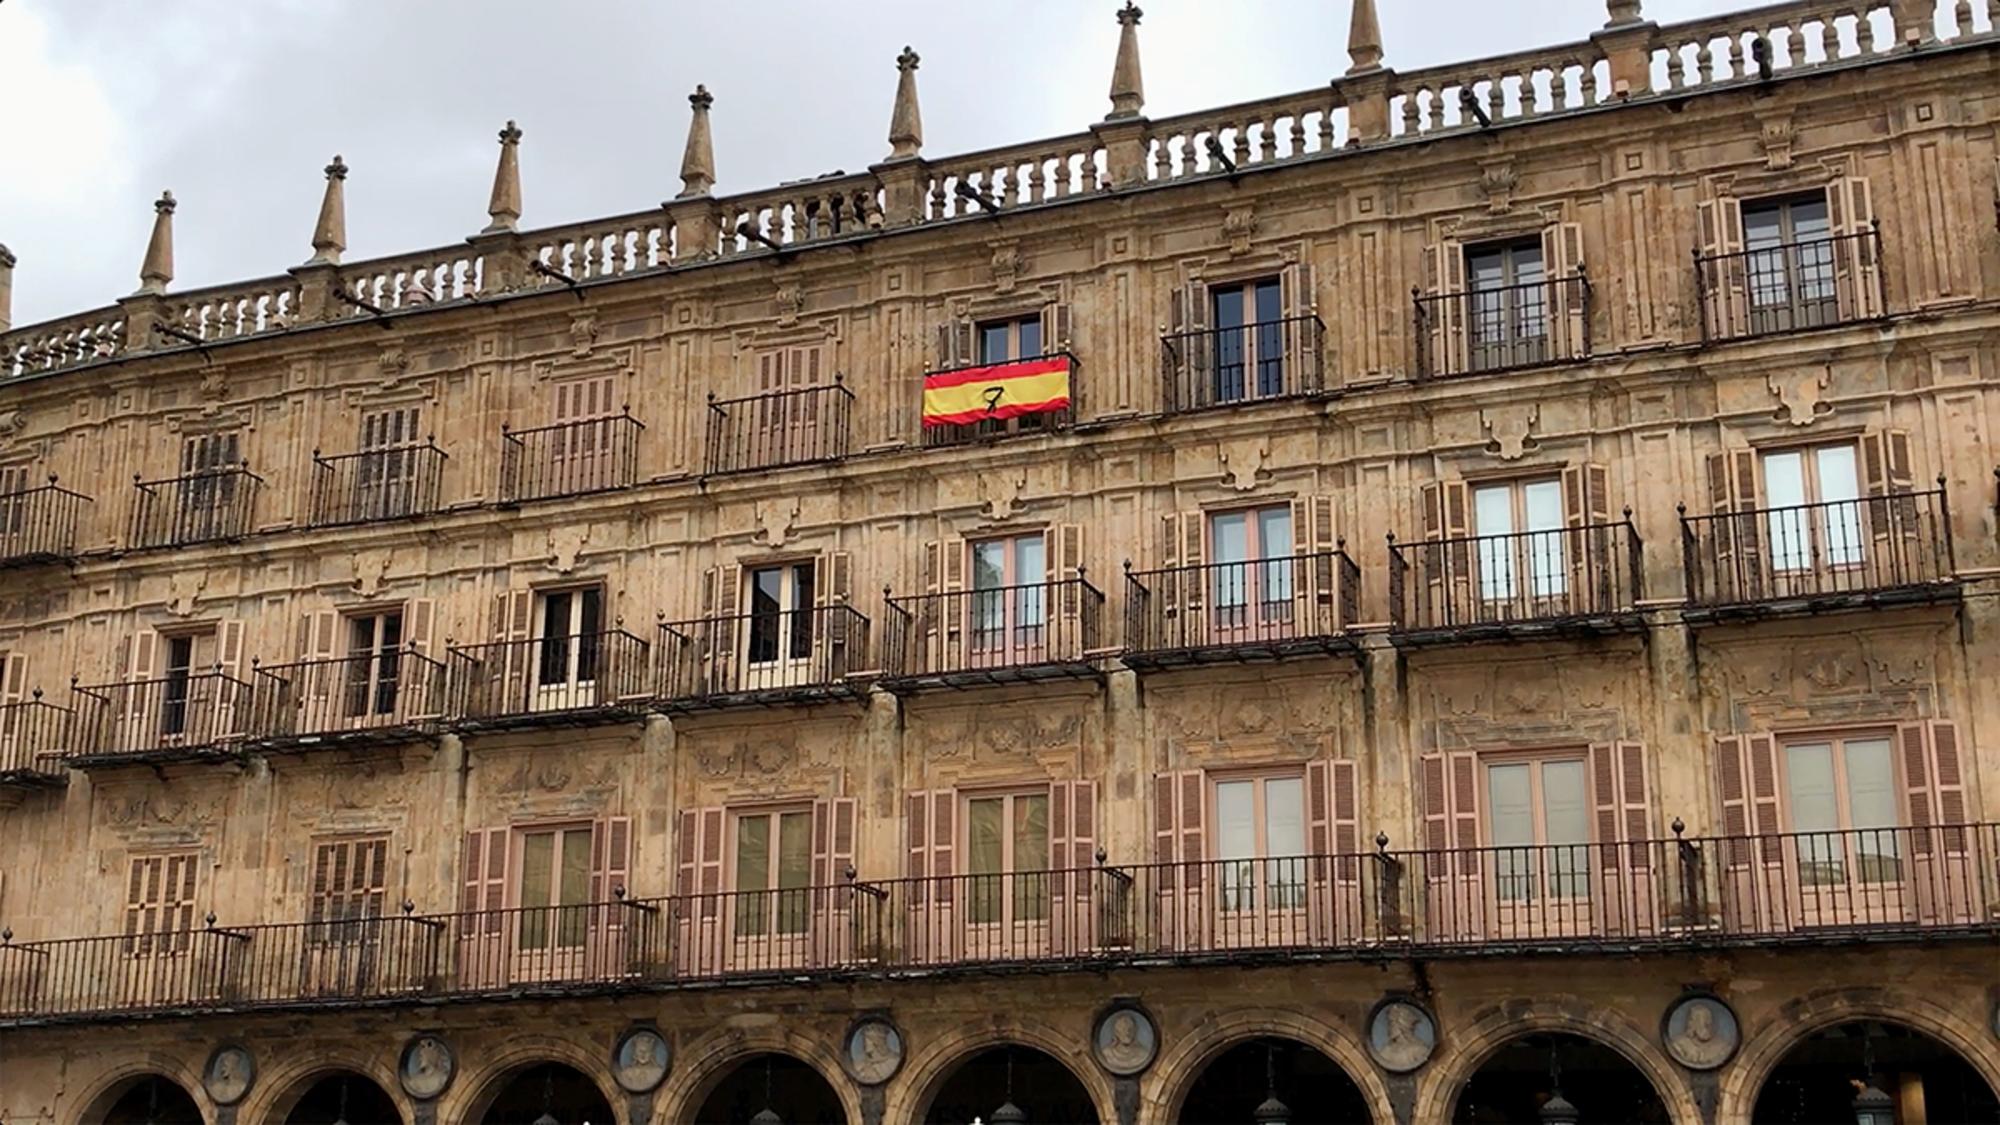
[484,121,523,234]
[1106,2,1146,120]
[1605,0,1644,25]
[1347,0,1384,75]
[307,154,348,265]
[679,85,716,199]
[0,242,15,333]
[136,191,176,296]
[887,47,924,160]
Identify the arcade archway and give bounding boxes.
[692,1052,846,1124]
[473,1062,615,1125]
[1752,1019,1999,1123]
[923,1046,1094,1124]
[1179,1036,1372,1124]
[282,1072,403,1125]
[1452,1032,1668,1123]
[95,1075,204,1125]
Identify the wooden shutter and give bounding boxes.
[1049,779,1097,954]
[1048,523,1086,658]
[587,816,633,944]
[1541,222,1587,358]
[1695,196,1747,339]
[125,854,197,955]
[1164,281,1211,408]
[295,610,341,714]
[1861,429,1921,564]
[1420,240,1467,376]
[1827,176,1882,319]
[1153,769,1205,951]
[214,619,247,736]
[489,590,534,715]
[1590,742,1655,936]
[1304,759,1361,943]
[805,796,858,963]
[1898,721,1972,925]
[1152,512,1206,643]
[1290,495,1339,632]
[1703,450,1764,602]
[700,565,743,668]
[455,827,508,987]
[815,551,854,675]
[921,539,966,668]
[310,837,389,927]
[0,650,24,768]
[1419,481,1473,624]
[1,651,26,707]
[1420,751,1483,941]
[1561,464,1615,612]
[904,790,954,963]
[116,632,159,749]
[1713,733,1782,930]
[1280,260,1319,390]
[1039,302,1073,359]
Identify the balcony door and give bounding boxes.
[1209,507,1294,641]
[120,853,204,1007]
[1761,444,1863,596]
[969,534,1046,668]
[1465,240,1548,371]
[1743,194,1836,335]
[354,407,421,521]
[511,824,594,981]
[1211,278,1284,403]
[0,464,27,552]
[1471,478,1566,617]
[1781,734,1901,928]
[159,631,218,743]
[730,807,814,971]
[963,790,1051,959]
[1212,774,1307,947]
[551,376,618,492]
[1484,755,1593,940]
[176,431,241,542]
[743,562,815,690]
[533,588,603,711]
[342,611,403,725]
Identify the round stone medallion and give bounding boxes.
[1367,999,1437,1073]
[612,1026,671,1094]
[1092,1005,1159,1077]
[843,1017,905,1086]
[1662,995,1740,1071]
[399,1034,456,1101]
[203,1044,255,1106]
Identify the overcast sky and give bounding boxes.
[0,0,1747,328]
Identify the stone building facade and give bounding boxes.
[2,1,1999,1122]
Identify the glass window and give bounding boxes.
[1210,278,1285,402]
[1472,478,1567,601]
[970,534,1047,652]
[965,791,1051,924]
[1208,506,1295,622]
[516,825,592,950]
[1763,444,1863,571]
[1742,194,1836,327]
[343,611,404,718]
[1485,756,1590,902]
[733,809,813,936]
[1464,240,1549,371]
[1784,735,1900,885]
[977,316,1043,364]
[1213,774,1307,912]
[536,587,604,690]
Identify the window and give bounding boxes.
[732,807,813,937]
[1761,444,1862,571]
[1485,755,1591,902]
[308,837,388,944]
[160,631,216,737]
[1209,506,1294,628]
[0,464,28,539]
[965,790,1050,925]
[1213,774,1306,912]
[1471,478,1565,601]
[550,375,620,491]
[971,533,1046,657]
[1465,239,1548,369]
[177,431,241,538]
[747,562,816,667]
[342,610,404,718]
[1742,193,1835,332]
[1784,734,1900,885]
[355,407,422,520]
[516,824,593,951]
[1210,278,1285,402]
[535,587,604,693]
[123,853,198,956]
[978,316,1044,365]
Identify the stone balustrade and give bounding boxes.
[0,0,1989,382]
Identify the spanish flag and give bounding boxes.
[922,355,1072,428]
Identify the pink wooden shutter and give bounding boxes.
[1900,720,1973,924]
[1305,759,1333,945]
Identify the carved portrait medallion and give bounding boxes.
[399,1034,456,1101]
[842,1017,905,1086]
[612,1026,671,1094]
[203,1044,255,1105]
[1092,1004,1159,1077]
[1662,995,1740,1071]
[1367,999,1437,1073]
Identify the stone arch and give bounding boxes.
[235,1048,407,1125]
[439,1034,620,1125]
[71,1058,212,1125]
[888,1017,1117,1125]
[651,1025,861,1125]
[1139,1008,1394,1125]
[1410,997,1701,1125]
[1716,986,2000,1124]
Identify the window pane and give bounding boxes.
[733,815,771,937]
[1523,481,1564,532]
[777,811,813,933]
[1212,513,1249,611]
[1017,318,1043,359]
[1524,480,1567,597]
[1468,248,1506,291]
[1215,781,1255,860]
[1512,244,1546,285]
[1265,778,1305,857]
[968,799,1004,875]
[1763,451,1810,571]
[519,832,554,950]
[1475,486,1517,601]
[972,542,1007,590]
[1015,794,1051,921]
[789,563,816,660]
[1253,281,1281,324]
[1212,287,1245,329]
[542,591,572,636]
[1786,742,1842,885]
[1486,764,1534,902]
[1743,204,1785,250]
[980,323,1012,364]
[556,827,591,946]
[1844,737,1901,881]
[1015,536,1046,629]
[1790,198,1830,239]
[1542,760,1590,898]
[1817,445,1863,567]
[749,567,782,663]
[1257,507,1294,606]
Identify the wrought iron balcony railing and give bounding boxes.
[704,381,854,475]
[882,578,1104,683]
[0,478,91,567]
[1388,518,1644,636]
[1678,487,1955,613]
[1123,549,1361,665]
[1694,228,1886,344]
[66,672,254,765]
[128,465,261,550]
[656,605,870,708]
[0,691,72,785]
[920,353,1076,448]
[1,824,1992,1024]
[251,651,448,748]
[446,630,653,725]
[307,442,448,528]
[499,412,643,503]
[1160,315,1324,413]
[1414,272,1590,377]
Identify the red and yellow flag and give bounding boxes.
[922,355,1071,428]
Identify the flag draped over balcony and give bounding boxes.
[922,355,1071,428]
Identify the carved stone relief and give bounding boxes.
[1480,403,1540,461]
[1767,366,1831,426]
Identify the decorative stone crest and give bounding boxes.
[0,409,22,442]
[842,1017,906,1086]
[612,1027,672,1094]
[167,570,208,618]
[1759,112,1796,170]
[377,346,411,388]
[1480,402,1540,460]
[198,370,229,402]
[548,526,589,573]
[774,282,805,326]
[755,497,800,548]
[1366,999,1437,1073]
[399,1034,456,1101]
[349,548,392,598]
[1661,995,1739,1070]
[569,312,599,357]
[1218,437,1269,492]
[203,1044,256,1105]
[1479,159,1519,214]
[1768,366,1831,426]
[1092,1003,1159,1076]
[980,470,1028,521]
[989,243,1022,293]
[1222,205,1257,255]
